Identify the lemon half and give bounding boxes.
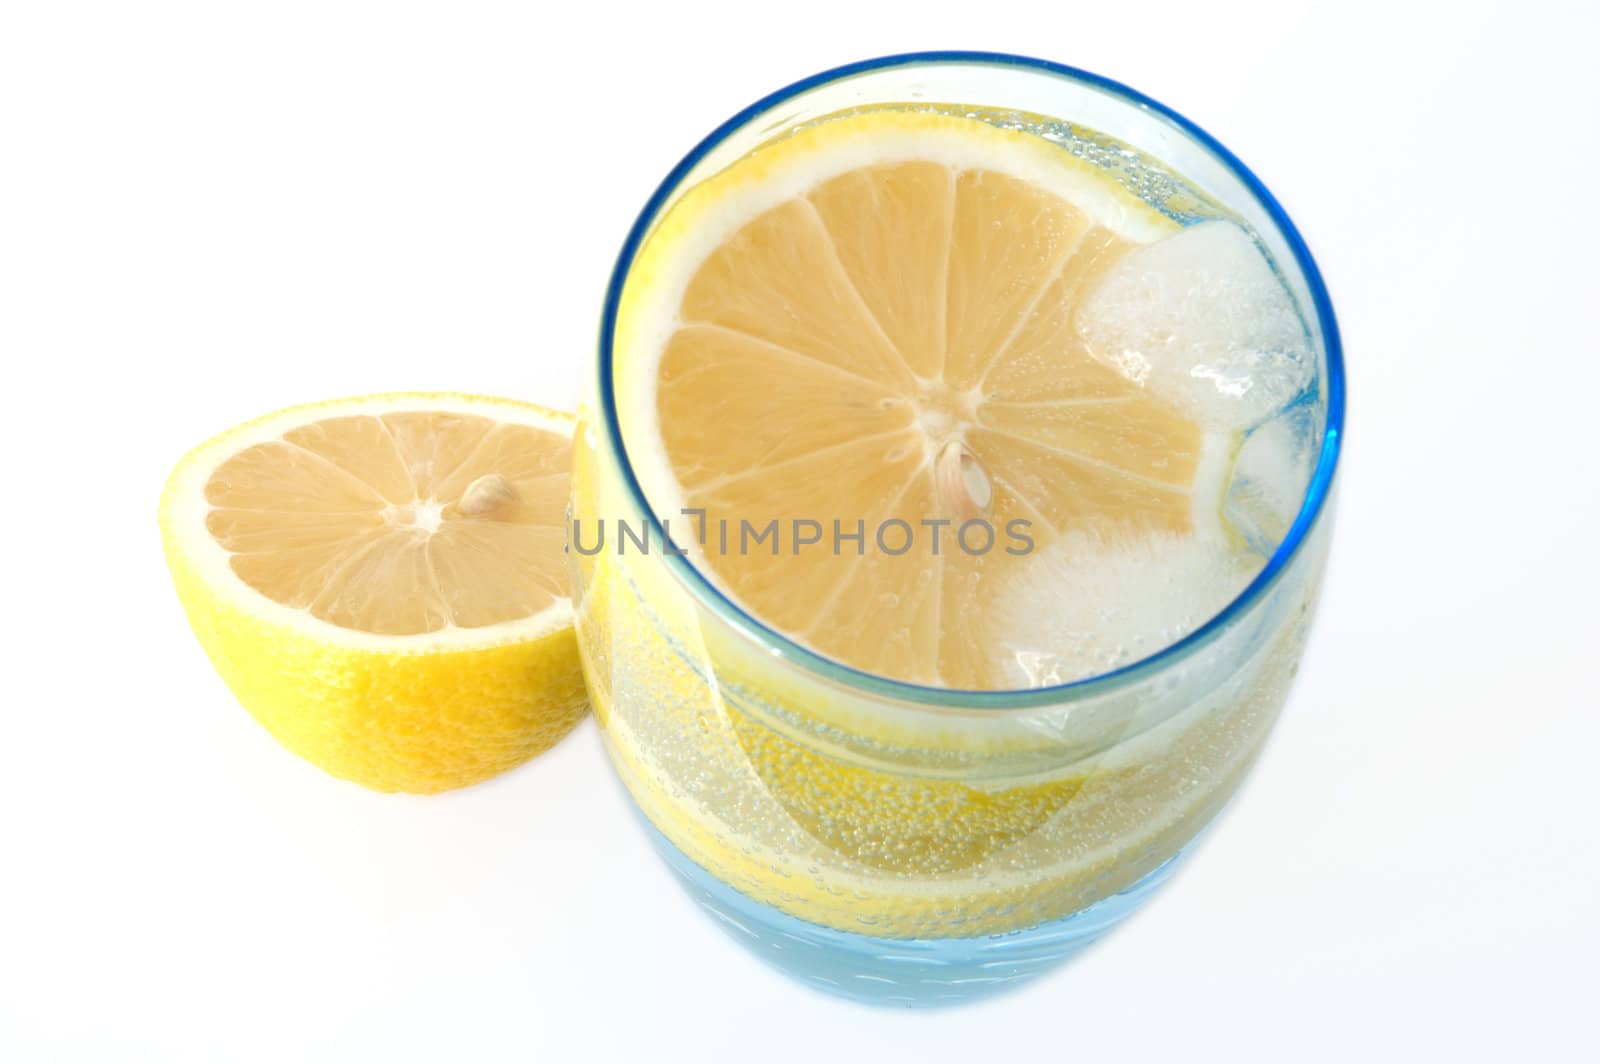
[160,393,586,793]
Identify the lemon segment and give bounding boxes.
[161,393,586,794]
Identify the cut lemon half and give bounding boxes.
[616,108,1236,689]
[160,393,586,794]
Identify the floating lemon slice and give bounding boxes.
[616,109,1235,690]
[160,394,585,793]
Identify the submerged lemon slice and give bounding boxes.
[619,109,1233,689]
[160,393,586,793]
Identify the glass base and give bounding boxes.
[641,818,1190,1008]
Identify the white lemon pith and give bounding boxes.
[161,393,586,794]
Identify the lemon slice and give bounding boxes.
[616,109,1235,689]
[160,393,586,794]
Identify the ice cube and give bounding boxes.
[1224,399,1318,556]
[992,529,1263,688]
[1074,220,1314,431]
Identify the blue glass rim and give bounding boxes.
[595,50,1345,711]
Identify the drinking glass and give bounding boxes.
[570,51,1343,1007]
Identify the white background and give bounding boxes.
[3,2,1598,1060]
